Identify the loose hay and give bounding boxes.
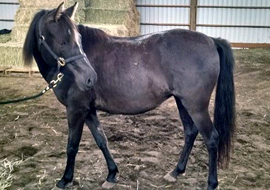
[0,158,23,189]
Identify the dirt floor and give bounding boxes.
[0,48,269,190]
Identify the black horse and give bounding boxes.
[23,2,235,190]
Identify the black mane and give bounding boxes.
[78,25,109,50]
[23,10,48,67]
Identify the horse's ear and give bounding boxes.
[54,2,65,22]
[64,2,78,21]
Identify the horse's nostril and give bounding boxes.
[86,78,93,87]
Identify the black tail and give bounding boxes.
[212,38,236,168]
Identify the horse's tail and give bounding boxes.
[212,38,236,168]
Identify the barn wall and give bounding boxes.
[137,0,190,34]
[0,0,19,30]
[136,0,270,47]
[197,0,270,44]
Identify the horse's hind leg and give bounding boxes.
[85,108,118,189]
[164,97,198,181]
[187,105,219,190]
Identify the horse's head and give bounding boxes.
[23,2,97,91]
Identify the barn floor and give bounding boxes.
[0,48,269,190]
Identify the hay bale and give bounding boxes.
[0,34,11,43]
[86,0,134,10]
[0,42,24,68]
[84,0,140,37]
[84,7,140,36]
[85,8,130,25]
[11,25,29,42]
[14,8,39,26]
[19,0,64,8]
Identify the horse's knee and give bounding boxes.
[206,129,219,151]
[184,127,198,144]
[67,147,79,157]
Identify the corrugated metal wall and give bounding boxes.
[137,0,190,34]
[197,0,270,43]
[0,0,19,30]
[136,0,270,45]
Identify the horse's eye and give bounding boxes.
[61,42,67,46]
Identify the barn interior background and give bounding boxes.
[0,0,269,73]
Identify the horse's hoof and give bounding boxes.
[56,179,73,189]
[163,171,177,182]
[102,181,116,189]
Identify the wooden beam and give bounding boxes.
[189,0,198,31]
[136,5,190,8]
[230,43,270,48]
[197,5,270,9]
[197,24,270,28]
[140,23,190,27]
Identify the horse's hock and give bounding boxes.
[0,0,140,70]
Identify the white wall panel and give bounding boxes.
[197,8,270,26]
[197,27,270,43]
[141,25,189,34]
[198,0,270,6]
[138,7,189,24]
[137,0,190,35]
[137,0,189,6]
[137,0,270,44]
[0,0,19,30]
[0,21,14,29]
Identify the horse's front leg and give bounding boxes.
[56,108,86,189]
[85,108,118,189]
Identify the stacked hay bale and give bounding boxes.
[0,0,65,70]
[84,0,140,37]
[0,0,140,70]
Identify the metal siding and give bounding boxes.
[0,0,19,30]
[138,7,189,24]
[198,0,270,6]
[137,0,190,6]
[137,0,190,35]
[0,0,18,2]
[196,0,270,44]
[0,21,14,29]
[197,27,270,43]
[197,8,269,26]
[141,25,189,34]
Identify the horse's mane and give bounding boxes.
[23,10,48,67]
[78,25,109,49]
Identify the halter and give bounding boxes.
[38,35,86,68]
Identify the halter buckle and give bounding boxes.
[57,57,66,66]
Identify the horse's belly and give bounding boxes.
[95,88,170,115]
